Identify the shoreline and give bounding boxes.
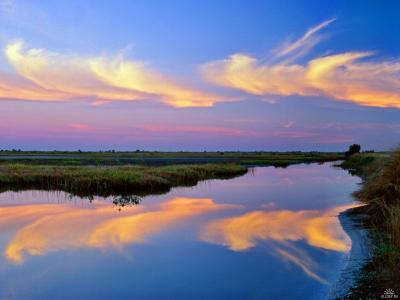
[329,207,372,299]
[337,151,400,298]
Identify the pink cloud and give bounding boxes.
[69,123,93,132]
[140,125,265,137]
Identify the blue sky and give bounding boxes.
[0,0,399,151]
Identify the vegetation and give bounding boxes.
[338,152,383,177]
[0,151,346,199]
[0,150,345,166]
[0,163,247,197]
[345,143,361,158]
[340,150,400,298]
[0,150,346,200]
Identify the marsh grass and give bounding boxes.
[388,206,400,249]
[0,151,344,166]
[357,150,400,223]
[342,150,400,297]
[0,163,247,197]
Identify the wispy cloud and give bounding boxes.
[273,18,335,63]
[1,40,219,107]
[202,19,400,108]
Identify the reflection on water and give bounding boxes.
[2,197,238,264]
[112,195,141,208]
[200,204,355,252]
[200,203,357,285]
[0,163,360,300]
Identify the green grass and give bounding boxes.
[337,152,389,177]
[0,163,247,197]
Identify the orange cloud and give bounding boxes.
[2,40,218,107]
[202,20,400,108]
[0,71,69,101]
[200,204,355,252]
[2,197,238,264]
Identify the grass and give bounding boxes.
[0,151,345,166]
[0,163,247,197]
[0,151,346,198]
[339,150,400,298]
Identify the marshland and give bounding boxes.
[0,149,398,299]
[0,157,360,299]
[0,151,343,196]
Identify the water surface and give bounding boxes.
[0,163,360,299]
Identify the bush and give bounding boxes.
[345,144,361,158]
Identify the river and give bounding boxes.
[0,162,361,299]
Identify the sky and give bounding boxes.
[0,0,399,151]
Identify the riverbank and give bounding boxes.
[338,151,400,298]
[329,209,372,299]
[0,163,247,197]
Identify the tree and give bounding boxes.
[346,144,361,157]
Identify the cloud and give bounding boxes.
[69,123,93,132]
[273,18,335,63]
[1,40,218,107]
[202,19,400,108]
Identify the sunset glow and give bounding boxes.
[0,1,398,150]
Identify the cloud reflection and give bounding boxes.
[200,204,355,283]
[2,197,238,264]
[200,204,354,252]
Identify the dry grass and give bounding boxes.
[389,205,400,249]
[357,150,400,223]
[343,149,400,297]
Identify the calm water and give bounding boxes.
[0,163,360,300]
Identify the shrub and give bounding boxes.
[345,144,361,158]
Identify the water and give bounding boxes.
[0,163,360,300]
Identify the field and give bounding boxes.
[0,150,345,167]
